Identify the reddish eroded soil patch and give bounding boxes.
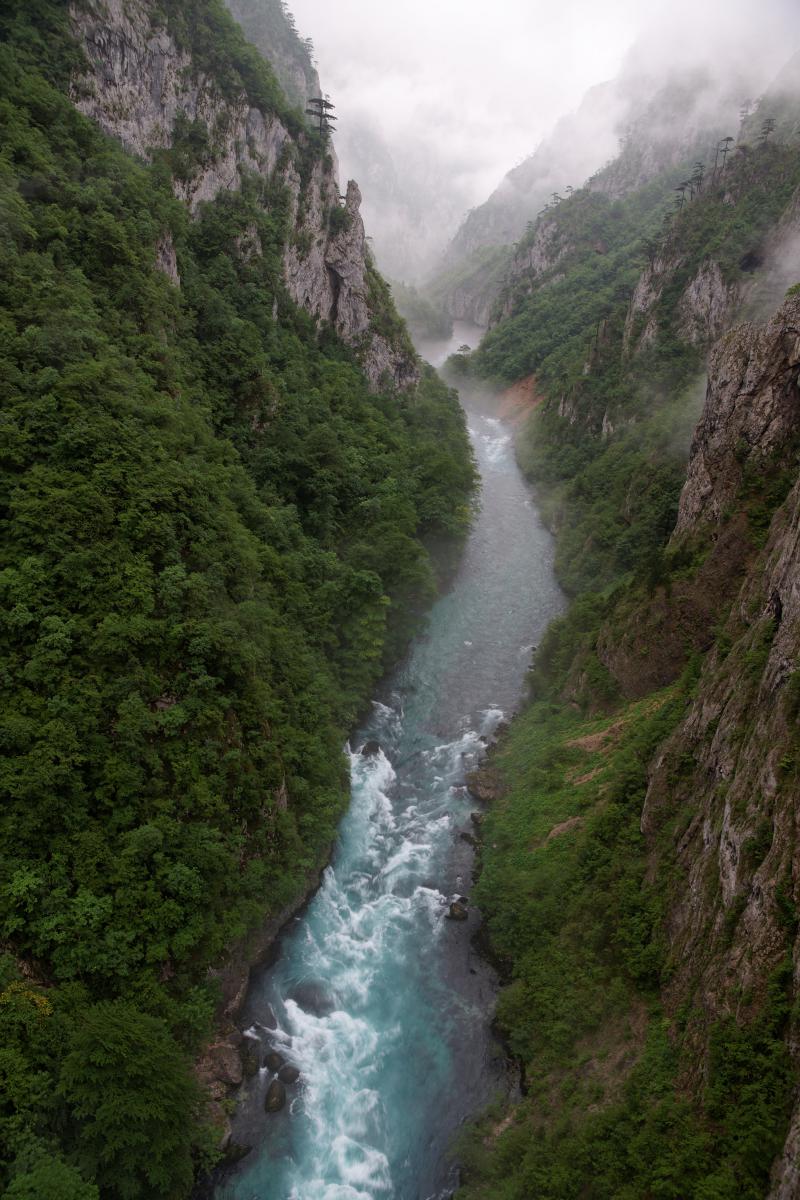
[575,768,603,786]
[546,816,584,843]
[497,374,544,425]
[567,716,629,755]
[483,1110,517,1146]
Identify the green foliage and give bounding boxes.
[59,1002,204,1199]
[6,1156,99,1200]
[460,682,793,1200]
[157,0,302,134]
[327,202,353,235]
[218,0,319,112]
[457,112,800,1200]
[0,10,475,1198]
[364,258,418,358]
[473,183,671,388]
[474,692,682,1069]
[472,140,800,598]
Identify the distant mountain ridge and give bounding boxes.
[429,46,797,327]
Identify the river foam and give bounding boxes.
[218,383,564,1200]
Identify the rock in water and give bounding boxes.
[241,1037,262,1078]
[446,901,469,921]
[264,1079,286,1113]
[288,981,336,1016]
[361,740,381,757]
[278,1064,301,1085]
[264,1050,284,1072]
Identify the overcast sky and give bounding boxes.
[288,0,800,205]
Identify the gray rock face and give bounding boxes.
[264,1079,286,1113]
[622,252,683,355]
[638,295,800,1191]
[676,297,800,533]
[68,0,418,392]
[222,0,321,111]
[489,218,573,329]
[677,259,740,347]
[70,0,290,209]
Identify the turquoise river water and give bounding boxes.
[215,324,564,1200]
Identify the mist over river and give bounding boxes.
[215,323,563,1200]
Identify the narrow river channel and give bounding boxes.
[216,323,564,1200]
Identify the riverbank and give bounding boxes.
[206,346,563,1199]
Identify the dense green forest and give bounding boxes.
[0,3,475,1197]
[455,106,800,1199]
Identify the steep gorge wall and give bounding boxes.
[640,297,800,1191]
[69,0,418,391]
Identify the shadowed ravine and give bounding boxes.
[216,324,564,1200]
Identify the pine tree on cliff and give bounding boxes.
[714,136,734,178]
[306,96,337,137]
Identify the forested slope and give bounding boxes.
[456,82,800,1199]
[0,3,475,1197]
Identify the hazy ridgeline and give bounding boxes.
[3,1,800,1199]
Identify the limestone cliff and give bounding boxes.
[613,295,800,1186]
[69,0,418,391]
[222,0,321,111]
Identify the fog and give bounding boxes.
[287,0,800,281]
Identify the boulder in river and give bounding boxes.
[361,740,381,757]
[446,901,469,922]
[264,1079,286,1113]
[289,980,336,1016]
[222,1141,253,1166]
[466,767,504,804]
[264,1050,284,1072]
[241,1037,262,1078]
[278,1064,301,1085]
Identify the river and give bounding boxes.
[214,320,564,1200]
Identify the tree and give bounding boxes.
[6,1157,99,1200]
[691,162,705,194]
[305,95,336,137]
[642,237,659,270]
[715,136,734,177]
[59,1002,203,1200]
[760,117,777,144]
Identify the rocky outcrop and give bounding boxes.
[631,295,800,1184]
[264,1079,286,1113]
[70,0,291,208]
[677,259,740,347]
[285,178,420,391]
[623,254,738,357]
[68,0,418,391]
[598,298,800,698]
[488,217,572,327]
[676,298,800,533]
[622,251,683,354]
[223,0,321,111]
